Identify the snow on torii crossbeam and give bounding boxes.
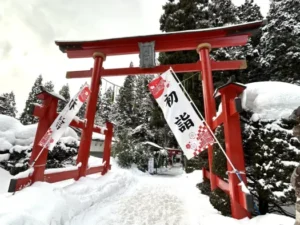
[55,20,263,220]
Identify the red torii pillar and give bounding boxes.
[197,43,218,190]
[76,52,106,178]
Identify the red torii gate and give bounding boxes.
[54,21,262,219]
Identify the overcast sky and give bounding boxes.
[0,0,270,115]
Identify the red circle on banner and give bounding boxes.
[78,87,91,102]
[148,77,166,99]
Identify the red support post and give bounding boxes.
[30,95,59,182]
[101,121,113,175]
[197,43,217,190]
[77,52,106,179]
[219,84,250,219]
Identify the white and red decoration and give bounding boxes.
[39,83,91,150]
[148,69,214,159]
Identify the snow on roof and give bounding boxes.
[240,81,300,121]
[38,86,66,102]
[56,20,263,44]
[143,141,163,149]
[92,132,115,142]
[92,133,106,141]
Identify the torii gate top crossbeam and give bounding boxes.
[55,21,263,58]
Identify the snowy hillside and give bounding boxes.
[0,158,294,225]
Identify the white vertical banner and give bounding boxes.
[148,69,214,159]
[38,83,91,150]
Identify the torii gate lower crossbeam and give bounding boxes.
[55,21,263,219]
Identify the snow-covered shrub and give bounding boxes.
[113,132,153,170]
[210,188,231,217]
[204,111,298,216]
[0,115,80,175]
[197,177,211,196]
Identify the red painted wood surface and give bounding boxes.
[30,95,59,182]
[44,170,79,183]
[8,165,107,192]
[55,21,263,58]
[66,60,246,79]
[62,36,249,58]
[218,84,250,219]
[76,54,105,178]
[101,121,113,175]
[33,105,107,135]
[203,169,229,195]
[197,45,217,190]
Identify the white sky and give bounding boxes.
[0,0,269,115]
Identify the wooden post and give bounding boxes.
[77,52,106,178]
[197,43,217,190]
[218,83,250,219]
[102,121,113,175]
[30,93,59,182]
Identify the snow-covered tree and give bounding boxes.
[113,75,137,129]
[44,81,54,92]
[19,75,43,125]
[237,0,263,23]
[259,0,300,84]
[209,0,238,27]
[58,84,70,112]
[210,112,298,217]
[0,92,17,118]
[95,87,114,125]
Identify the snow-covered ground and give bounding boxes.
[0,158,294,225]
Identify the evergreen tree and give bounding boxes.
[58,84,70,112]
[159,0,212,115]
[237,0,263,23]
[0,92,17,118]
[76,84,89,119]
[19,75,43,125]
[211,0,263,85]
[113,75,137,129]
[238,0,264,83]
[209,0,239,27]
[95,87,114,125]
[259,0,300,84]
[44,81,54,92]
[77,101,87,119]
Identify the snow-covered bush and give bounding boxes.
[0,115,79,175]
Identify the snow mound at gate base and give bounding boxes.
[241,81,300,121]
